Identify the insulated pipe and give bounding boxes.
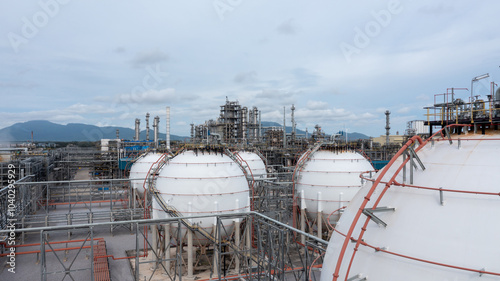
[150,224,158,266]
[317,191,322,239]
[212,201,220,277]
[300,190,306,245]
[187,228,194,278]
[163,223,171,275]
[246,215,252,272]
[234,220,241,273]
[234,199,241,273]
[187,202,194,278]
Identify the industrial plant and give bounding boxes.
[1,74,500,281]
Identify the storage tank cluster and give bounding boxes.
[320,130,500,281]
[236,151,267,179]
[294,149,375,229]
[129,152,164,199]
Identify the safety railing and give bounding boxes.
[331,124,500,280]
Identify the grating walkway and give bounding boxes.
[93,240,111,281]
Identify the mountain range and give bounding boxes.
[0,120,187,142]
[0,120,370,142]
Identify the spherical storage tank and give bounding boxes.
[237,151,267,178]
[153,150,251,244]
[294,150,374,225]
[321,132,500,281]
[129,152,164,197]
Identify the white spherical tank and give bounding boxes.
[321,132,500,281]
[237,151,267,178]
[129,152,164,197]
[153,150,251,245]
[294,150,374,225]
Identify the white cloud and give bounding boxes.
[306,100,329,110]
[234,71,257,84]
[115,88,191,105]
[276,18,297,35]
[397,107,411,114]
[2,0,499,138]
[131,50,169,68]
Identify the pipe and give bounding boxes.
[163,223,171,274]
[0,238,106,256]
[317,191,322,239]
[45,199,127,206]
[2,238,104,249]
[0,245,92,256]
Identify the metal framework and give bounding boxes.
[424,84,500,134]
[0,212,328,281]
[330,124,500,280]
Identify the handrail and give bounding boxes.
[292,141,323,228]
[332,124,475,281]
[227,149,256,207]
[330,222,500,278]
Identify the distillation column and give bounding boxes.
[283,107,287,148]
[166,107,171,150]
[242,107,248,143]
[153,116,160,149]
[253,107,259,141]
[146,113,150,141]
[385,110,390,147]
[135,118,140,141]
[291,104,296,142]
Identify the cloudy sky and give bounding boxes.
[1,0,499,138]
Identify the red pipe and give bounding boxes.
[332,124,471,281]
[47,199,127,206]
[331,135,424,281]
[1,238,104,248]
[0,246,92,256]
[331,223,500,277]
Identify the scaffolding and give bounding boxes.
[1,212,328,281]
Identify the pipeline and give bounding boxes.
[0,238,104,256]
